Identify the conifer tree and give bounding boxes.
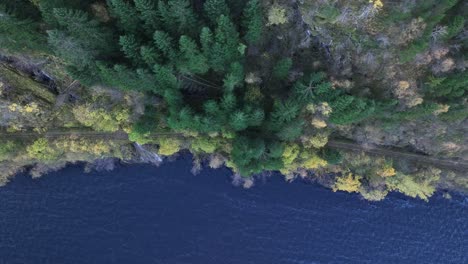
[230,111,249,131]
[119,34,141,62]
[51,8,114,54]
[211,15,242,72]
[153,30,177,63]
[242,0,263,45]
[107,0,139,33]
[223,62,244,91]
[158,0,199,36]
[153,64,179,91]
[273,58,292,80]
[0,6,47,53]
[203,0,230,24]
[178,35,209,74]
[140,45,160,65]
[200,27,214,60]
[134,0,160,32]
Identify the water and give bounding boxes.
[0,155,466,264]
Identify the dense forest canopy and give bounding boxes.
[0,0,466,200]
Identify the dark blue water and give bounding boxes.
[0,155,466,264]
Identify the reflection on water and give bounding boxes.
[0,155,466,264]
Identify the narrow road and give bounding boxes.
[327,140,468,172]
[1,131,466,172]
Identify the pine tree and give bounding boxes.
[119,34,141,62]
[276,119,304,141]
[230,111,249,131]
[153,30,177,63]
[242,0,263,45]
[223,62,244,91]
[221,92,237,111]
[0,6,48,53]
[107,0,139,33]
[178,35,209,74]
[273,58,292,80]
[200,27,214,60]
[158,0,199,36]
[140,45,160,65]
[203,0,230,24]
[47,30,94,69]
[211,15,242,72]
[271,99,301,123]
[153,64,179,91]
[248,109,265,126]
[51,8,114,54]
[134,0,160,33]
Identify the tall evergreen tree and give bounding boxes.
[107,0,139,33]
[119,34,141,62]
[158,0,199,36]
[0,6,48,53]
[134,0,160,33]
[178,35,209,74]
[223,62,244,91]
[242,0,263,45]
[211,15,242,72]
[153,30,177,63]
[200,27,214,60]
[203,0,230,24]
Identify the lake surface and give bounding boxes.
[0,155,466,264]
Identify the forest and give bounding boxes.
[0,0,466,201]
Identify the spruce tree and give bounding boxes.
[223,62,244,91]
[0,6,48,53]
[119,34,141,62]
[158,0,199,36]
[134,0,160,33]
[211,15,242,72]
[200,27,214,60]
[178,35,209,74]
[242,0,263,45]
[273,58,292,80]
[153,30,177,63]
[139,45,160,65]
[230,111,249,131]
[107,0,139,33]
[203,0,230,24]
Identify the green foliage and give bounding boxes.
[223,62,244,91]
[273,58,292,80]
[72,104,130,132]
[204,0,230,24]
[178,35,209,74]
[230,136,265,176]
[242,0,263,44]
[97,64,158,93]
[210,15,242,72]
[0,6,48,53]
[425,72,468,99]
[444,16,465,40]
[27,138,61,162]
[158,0,199,36]
[386,169,441,201]
[153,30,177,63]
[0,140,23,162]
[191,137,222,154]
[107,0,139,33]
[320,148,343,165]
[119,34,141,62]
[134,0,160,32]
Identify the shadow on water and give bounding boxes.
[0,154,466,264]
